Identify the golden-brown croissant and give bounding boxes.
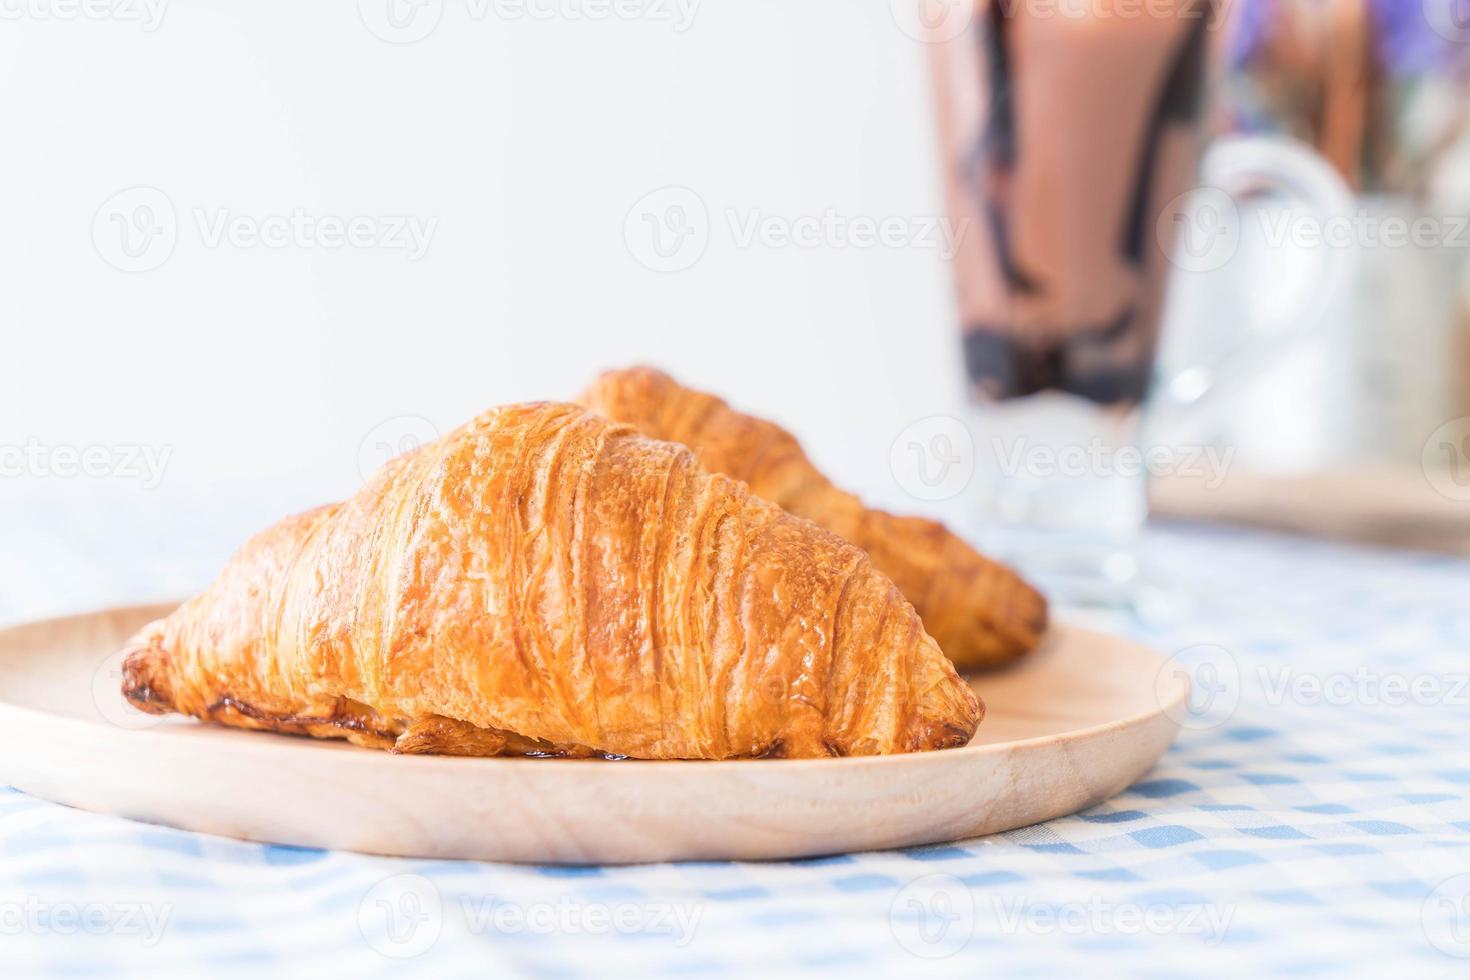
[121,402,980,759]
[578,368,1048,670]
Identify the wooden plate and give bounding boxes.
[0,604,1186,864]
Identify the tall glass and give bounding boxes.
[925,0,1217,605]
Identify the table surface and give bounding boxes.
[2,494,1469,978]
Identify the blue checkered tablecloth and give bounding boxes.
[2,494,1469,978]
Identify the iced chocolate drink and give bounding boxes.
[928,0,1216,405]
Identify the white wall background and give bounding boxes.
[0,0,975,540]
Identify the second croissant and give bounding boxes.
[579,367,1049,670]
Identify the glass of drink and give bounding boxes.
[923,0,1350,605]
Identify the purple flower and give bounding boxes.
[1225,0,1470,77]
[1224,0,1276,70]
[1372,0,1457,75]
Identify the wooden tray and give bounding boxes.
[0,604,1186,864]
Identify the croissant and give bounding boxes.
[578,368,1048,670]
[120,402,980,759]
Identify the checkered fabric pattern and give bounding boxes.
[2,497,1468,978]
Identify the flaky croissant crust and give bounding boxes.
[578,367,1049,669]
[122,402,980,759]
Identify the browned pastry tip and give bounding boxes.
[578,366,1049,670]
[120,402,979,759]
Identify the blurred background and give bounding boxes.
[1,0,1467,619]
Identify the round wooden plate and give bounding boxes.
[0,604,1187,864]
